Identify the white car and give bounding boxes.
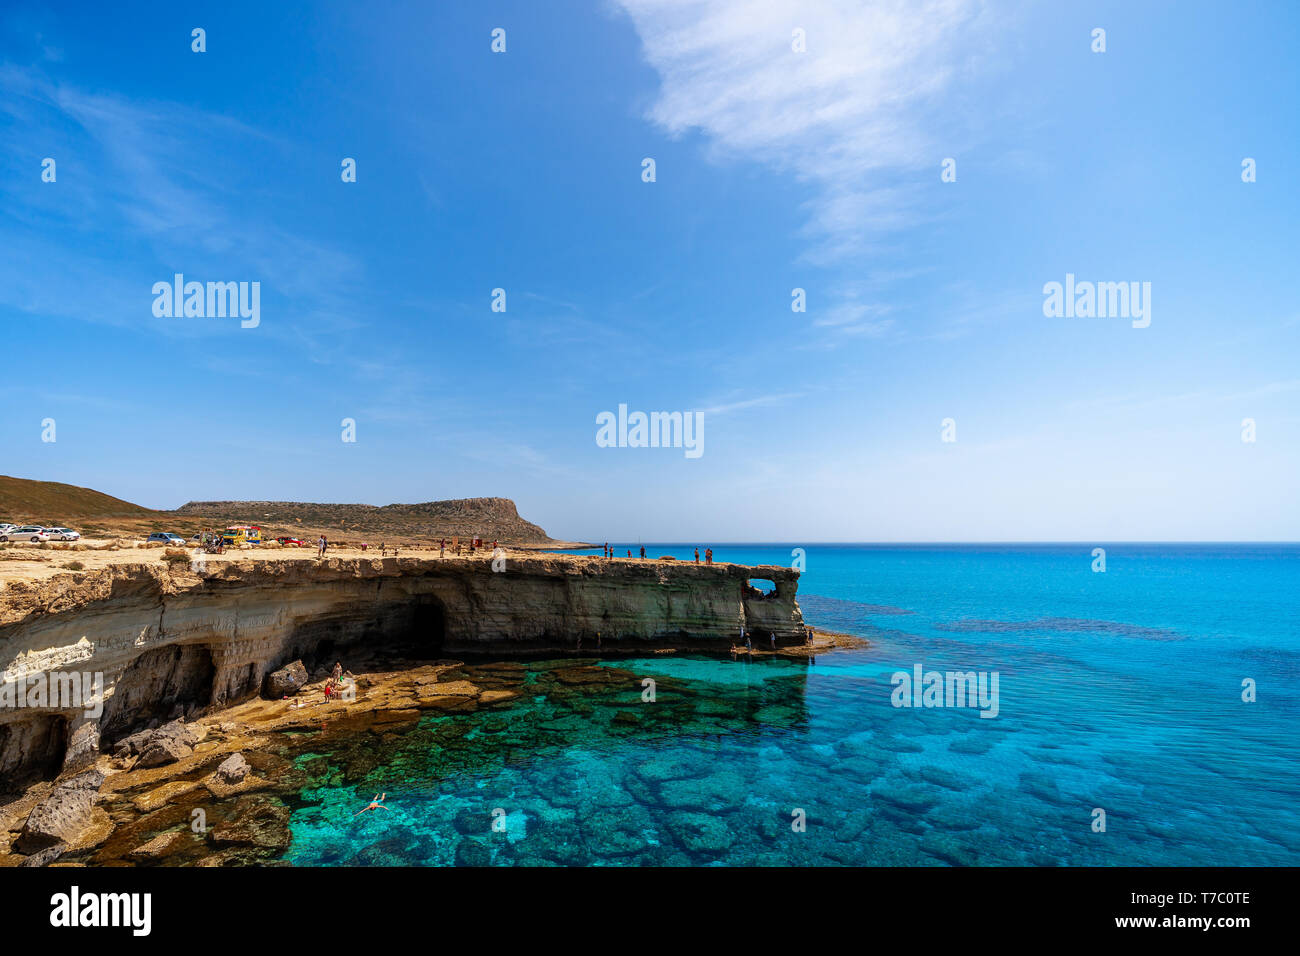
[45,527,81,541]
[146,532,187,546]
[0,523,17,535]
[0,526,51,543]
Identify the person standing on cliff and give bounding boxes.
[694,548,700,563]
[639,545,646,559]
[705,548,713,564]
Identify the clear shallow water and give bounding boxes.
[285,544,1300,866]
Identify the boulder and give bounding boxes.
[14,771,105,853]
[215,752,250,785]
[131,720,200,767]
[264,660,308,698]
[113,728,156,758]
[136,734,193,768]
[19,843,68,867]
[113,719,199,759]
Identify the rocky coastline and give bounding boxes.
[0,548,865,865]
[0,627,864,867]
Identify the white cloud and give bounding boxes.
[614,0,995,262]
[698,391,803,416]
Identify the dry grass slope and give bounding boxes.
[0,475,155,523]
[173,496,552,541]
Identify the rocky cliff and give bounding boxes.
[0,554,804,784]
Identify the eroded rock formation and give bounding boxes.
[0,554,804,783]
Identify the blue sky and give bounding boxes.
[1,0,1297,542]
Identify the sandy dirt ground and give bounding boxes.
[0,539,596,589]
[0,539,789,591]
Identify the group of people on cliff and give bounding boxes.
[601,543,714,563]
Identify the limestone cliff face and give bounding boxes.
[0,555,803,781]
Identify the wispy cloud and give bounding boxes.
[1064,379,1300,415]
[0,66,362,334]
[613,0,995,263]
[698,391,803,416]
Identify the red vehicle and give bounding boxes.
[275,536,307,547]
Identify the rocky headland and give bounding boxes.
[0,547,842,866]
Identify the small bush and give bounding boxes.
[162,549,191,566]
[61,561,85,571]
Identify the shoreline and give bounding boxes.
[0,623,867,866]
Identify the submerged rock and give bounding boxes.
[667,811,734,855]
[206,795,291,852]
[657,770,746,813]
[129,830,183,861]
[454,837,491,867]
[873,784,939,815]
[453,808,488,836]
[633,752,702,785]
[351,835,420,867]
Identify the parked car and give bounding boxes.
[0,522,17,534]
[0,526,51,543]
[45,527,81,541]
[146,532,187,546]
[275,536,306,547]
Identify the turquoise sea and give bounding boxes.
[285,544,1300,866]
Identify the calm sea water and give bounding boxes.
[285,544,1300,866]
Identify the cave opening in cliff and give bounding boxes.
[99,644,217,746]
[0,715,68,787]
[402,596,447,656]
[747,578,778,597]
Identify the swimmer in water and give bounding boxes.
[354,793,389,817]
